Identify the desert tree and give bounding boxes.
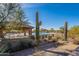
[0,3,30,38]
[0,3,20,38]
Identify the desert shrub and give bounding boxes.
[46,36,58,43]
[6,41,12,53]
[51,37,58,42]
[57,40,67,46]
[29,35,35,39]
[68,26,79,44]
[5,38,36,52]
[72,37,79,44]
[56,35,64,41]
[0,40,12,53]
[48,36,52,40]
[49,35,64,43]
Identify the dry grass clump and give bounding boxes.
[56,42,78,52]
[72,37,79,44]
[56,40,67,46]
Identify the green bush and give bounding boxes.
[4,38,36,53]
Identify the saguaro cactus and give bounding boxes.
[64,21,68,41]
[35,11,40,47]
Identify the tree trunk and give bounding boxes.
[0,28,4,38]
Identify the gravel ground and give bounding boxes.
[12,42,79,56]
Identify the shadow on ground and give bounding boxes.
[12,42,57,56]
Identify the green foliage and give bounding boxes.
[68,26,79,38]
[0,4,21,24]
[0,44,8,53]
[0,3,30,36]
[4,38,36,53]
[68,26,79,44]
[0,4,23,38]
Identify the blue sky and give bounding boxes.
[21,3,79,30]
